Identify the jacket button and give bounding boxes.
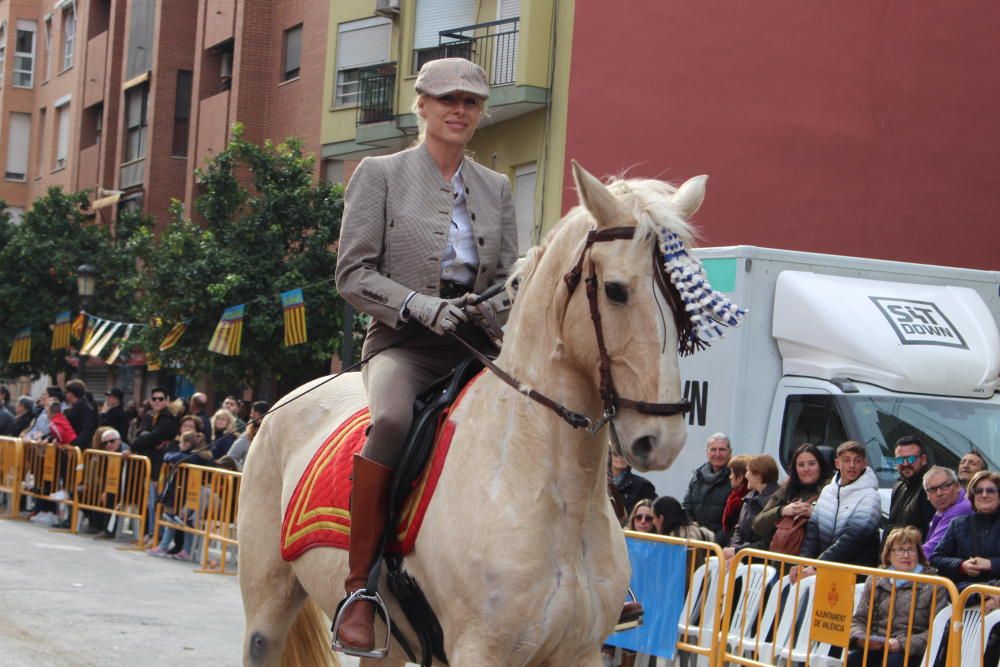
[471,213,477,221]
[465,187,470,195]
[478,237,485,246]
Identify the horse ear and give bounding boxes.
[572,160,627,229]
[672,175,708,219]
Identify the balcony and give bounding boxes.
[84,31,108,108]
[418,17,519,86]
[356,63,396,126]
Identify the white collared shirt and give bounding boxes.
[440,165,479,287]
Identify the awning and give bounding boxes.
[123,71,150,90]
[90,192,121,211]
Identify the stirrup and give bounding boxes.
[330,588,392,659]
[614,588,644,633]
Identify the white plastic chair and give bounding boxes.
[769,574,819,666]
[749,573,811,665]
[725,562,778,655]
[918,604,953,667]
[676,557,723,667]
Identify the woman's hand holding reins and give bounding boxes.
[407,293,468,335]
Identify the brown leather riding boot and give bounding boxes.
[335,454,394,653]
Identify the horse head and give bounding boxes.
[506,162,742,473]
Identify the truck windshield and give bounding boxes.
[840,395,1000,488]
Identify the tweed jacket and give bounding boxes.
[336,142,518,330]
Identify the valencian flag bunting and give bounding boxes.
[71,311,86,340]
[51,311,72,351]
[105,324,134,365]
[8,327,31,364]
[208,304,245,356]
[82,316,97,351]
[159,319,191,352]
[281,289,308,347]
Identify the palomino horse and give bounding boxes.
[239,162,736,666]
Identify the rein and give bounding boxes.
[448,225,690,437]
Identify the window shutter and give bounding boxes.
[514,163,537,254]
[6,112,31,179]
[56,104,70,165]
[337,17,391,71]
[413,0,477,50]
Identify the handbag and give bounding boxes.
[769,512,809,555]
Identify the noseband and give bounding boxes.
[449,225,689,438]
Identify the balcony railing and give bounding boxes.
[356,63,397,126]
[416,17,519,87]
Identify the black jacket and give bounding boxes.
[65,399,97,449]
[929,512,1000,590]
[730,482,780,552]
[888,469,935,537]
[613,468,657,516]
[131,409,179,479]
[0,406,14,436]
[682,462,733,542]
[99,405,129,440]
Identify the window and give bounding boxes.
[54,101,70,170]
[6,112,31,180]
[43,14,51,81]
[412,0,476,73]
[13,19,37,88]
[124,84,148,162]
[62,8,75,70]
[514,163,537,253]
[81,103,102,149]
[172,70,192,156]
[218,41,233,92]
[0,23,7,88]
[35,107,46,177]
[335,17,391,107]
[282,24,302,81]
[324,159,344,185]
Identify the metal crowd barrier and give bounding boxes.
[154,462,241,575]
[19,440,81,520]
[71,449,151,547]
[0,436,23,518]
[955,583,1000,667]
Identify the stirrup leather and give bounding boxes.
[613,587,644,633]
[330,588,392,659]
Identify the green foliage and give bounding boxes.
[0,188,148,378]
[130,125,347,391]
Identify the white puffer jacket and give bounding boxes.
[801,467,882,567]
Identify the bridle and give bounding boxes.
[449,225,691,443]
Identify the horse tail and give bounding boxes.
[281,598,339,667]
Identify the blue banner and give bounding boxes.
[604,536,687,659]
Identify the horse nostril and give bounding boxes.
[632,436,656,462]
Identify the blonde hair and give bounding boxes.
[626,498,654,531]
[410,92,488,144]
[211,409,237,438]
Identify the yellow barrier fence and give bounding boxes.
[19,440,81,521]
[622,530,726,667]
[71,449,151,547]
[718,548,962,667]
[0,436,23,518]
[153,462,241,575]
[954,583,1000,667]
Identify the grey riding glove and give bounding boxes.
[406,293,467,335]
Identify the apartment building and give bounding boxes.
[320,0,574,253]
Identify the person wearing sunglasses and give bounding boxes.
[130,387,179,538]
[887,435,935,539]
[625,499,657,533]
[920,466,972,560]
[930,470,1000,590]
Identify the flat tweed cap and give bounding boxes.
[415,58,490,100]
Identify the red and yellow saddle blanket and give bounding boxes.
[280,376,478,561]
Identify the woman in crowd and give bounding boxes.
[753,443,832,555]
[220,420,256,472]
[720,454,751,546]
[652,496,715,543]
[849,527,941,667]
[930,470,1000,590]
[626,499,657,533]
[208,409,239,460]
[127,400,150,446]
[723,454,780,558]
[332,57,517,654]
[12,396,34,437]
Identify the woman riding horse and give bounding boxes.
[333,58,518,655]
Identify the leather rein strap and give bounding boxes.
[449,225,690,434]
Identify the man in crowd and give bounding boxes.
[64,380,97,450]
[921,465,973,559]
[99,388,129,437]
[0,396,14,436]
[958,450,988,489]
[222,395,246,430]
[682,433,734,543]
[189,392,212,435]
[610,452,657,516]
[887,435,935,537]
[130,387,179,537]
[798,441,882,574]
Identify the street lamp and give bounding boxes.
[76,264,97,382]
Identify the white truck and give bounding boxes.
[647,246,1000,509]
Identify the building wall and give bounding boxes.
[564,2,1000,269]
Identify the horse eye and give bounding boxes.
[605,282,628,304]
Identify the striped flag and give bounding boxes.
[146,357,161,371]
[71,311,86,339]
[281,289,308,347]
[208,304,245,356]
[158,319,190,351]
[105,324,134,365]
[8,327,31,364]
[81,318,110,355]
[82,317,97,351]
[51,311,72,351]
[87,322,120,358]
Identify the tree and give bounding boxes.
[130,125,349,395]
[0,188,146,378]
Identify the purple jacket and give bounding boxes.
[922,490,973,560]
